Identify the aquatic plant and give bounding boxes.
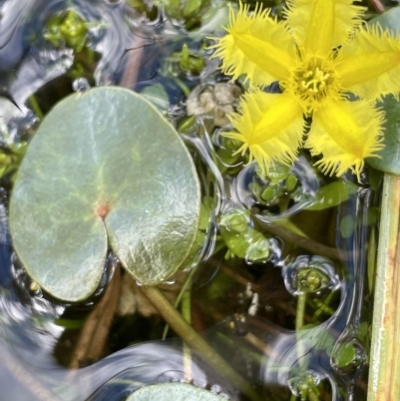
[0,143,27,183]
[9,87,201,302]
[126,382,227,401]
[218,208,278,261]
[43,9,91,52]
[2,1,400,400]
[211,0,400,179]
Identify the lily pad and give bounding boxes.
[10,87,200,302]
[369,6,400,34]
[366,9,400,175]
[126,383,227,401]
[366,94,400,175]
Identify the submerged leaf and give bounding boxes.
[10,87,200,301]
[306,181,358,211]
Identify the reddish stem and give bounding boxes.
[369,0,385,13]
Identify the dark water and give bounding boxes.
[0,0,379,400]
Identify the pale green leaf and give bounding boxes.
[306,181,358,211]
[369,6,400,34]
[126,383,227,401]
[367,94,400,175]
[366,8,400,175]
[10,87,200,302]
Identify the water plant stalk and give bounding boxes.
[28,94,43,120]
[69,266,121,369]
[140,285,261,401]
[162,266,199,340]
[295,292,307,368]
[295,293,307,332]
[258,220,341,260]
[367,173,400,401]
[181,284,193,380]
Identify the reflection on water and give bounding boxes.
[0,0,377,400]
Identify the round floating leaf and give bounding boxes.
[10,87,200,302]
[367,10,400,175]
[366,94,400,175]
[126,383,227,401]
[369,6,400,34]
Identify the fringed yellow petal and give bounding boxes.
[224,90,304,174]
[285,0,364,56]
[306,98,384,180]
[336,24,400,100]
[300,0,335,57]
[210,3,295,86]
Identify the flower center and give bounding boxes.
[301,67,330,95]
[288,57,338,114]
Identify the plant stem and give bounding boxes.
[296,293,307,332]
[69,265,121,369]
[181,283,192,380]
[367,226,377,296]
[141,285,261,401]
[308,391,319,401]
[162,267,198,340]
[369,0,385,13]
[28,94,43,119]
[172,77,191,97]
[258,220,342,260]
[367,174,400,401]
[295,293,307,367]
[86,48,95,64]
[120,31,144,88]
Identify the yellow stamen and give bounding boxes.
[286,57,339,114]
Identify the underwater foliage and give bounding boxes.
[211,0,400,179]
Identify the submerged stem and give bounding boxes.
[28,94,43,119]
[307,391,319,401]
[259,220,342,260]
[296,293,307,332]
[162,266,198,340]
[181,284,193,380]
[295,292,307,369]
[69,265,121,369]
[141,285,261,401]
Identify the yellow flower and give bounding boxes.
[210,0,400,178]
